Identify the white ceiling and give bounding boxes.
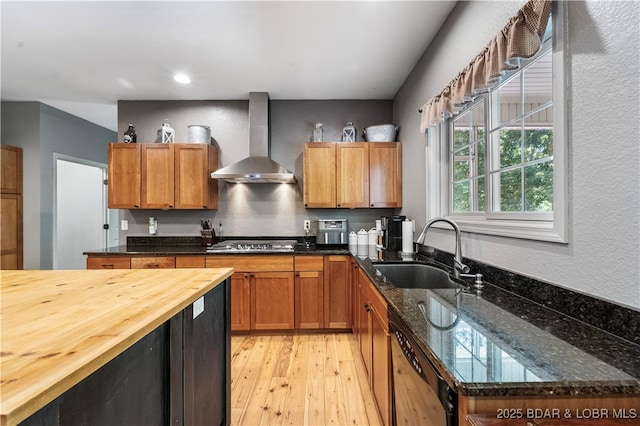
[1,1,456,132]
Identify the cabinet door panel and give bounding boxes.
[230,273,250,331]
[303,143,336,208]
[141,144,174,209]
[251,272,294,330]
[336,143,369,208]
[108,144,140,209]
[1,194,22,270]
[175,144,217,209]
[1,146,22,194]
[371,309,391,426]
[324,255,351,329]
[369,142,402,208]
[295,271,324,329]
[360,283,373,380]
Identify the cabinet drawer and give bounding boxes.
[294,255,324,271]
[206,255,293,272]
[175,256,205,268]
[131,256,176,269]
[87,256,131,269]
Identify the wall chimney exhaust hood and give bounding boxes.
[210,92,296,184]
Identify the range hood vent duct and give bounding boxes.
[210,92,296,184]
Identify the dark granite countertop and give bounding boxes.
[84,244,350,256]
[353,252,640,398]
[84,238,640,398]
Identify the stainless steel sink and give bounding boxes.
[374,263,461,289]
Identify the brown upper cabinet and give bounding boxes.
[369,142,403,208]
[1,145,23,270]
[108,143,218,210]
[336,142,369,208]
[107,143,140,208]
[303,142,401,209]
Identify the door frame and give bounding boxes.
[52,153,110,269]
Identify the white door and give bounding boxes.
[54,156,113,269]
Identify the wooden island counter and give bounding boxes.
[0,268,233,426]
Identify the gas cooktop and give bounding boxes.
[206,239,298,253]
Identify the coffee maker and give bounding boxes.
[381,215,406,251]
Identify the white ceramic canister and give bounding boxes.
[357,229,368,256]
[368,228,379,245]
[348,231,358,255]
[348,231,358,246]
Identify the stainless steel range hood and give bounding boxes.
[210,92,296,183]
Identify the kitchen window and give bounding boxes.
[427,2,567,243]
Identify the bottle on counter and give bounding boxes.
[313,123,324,142]
[124,124,137,143]
[149,217,157,235]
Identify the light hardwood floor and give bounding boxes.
[231,333,382,426]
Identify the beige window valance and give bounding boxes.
[419,0,552,132]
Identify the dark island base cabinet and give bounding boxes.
[21,279,231,426]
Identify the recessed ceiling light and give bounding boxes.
[173,74,191,84]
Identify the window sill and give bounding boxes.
[448,214,568,243]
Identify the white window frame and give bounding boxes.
[428,1,568,243]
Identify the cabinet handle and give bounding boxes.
[101,264,114,268]
[364,303,371,312]
[147,264,160,268]
[304,203,308,207]
[337,204,341,207]
[370,204,374,207]
[134,205,139,208]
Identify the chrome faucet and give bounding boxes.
[416,217,470,278]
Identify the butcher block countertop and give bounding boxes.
[0,268,233,426]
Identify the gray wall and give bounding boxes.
[393,1,640,309]
[1,101,116,269]
[117,99,397,238]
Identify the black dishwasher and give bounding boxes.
[388,307,457,426]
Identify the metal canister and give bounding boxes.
[188,125,211,144]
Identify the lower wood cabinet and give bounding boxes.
[355,265,391,426]
[206,255,294,332]
[229,272,251,331]
[131,256,176,269]
[295,256,324,329]
[371,301,391,426]
[175,256,205,268]
[86,253,353,334]
[87,256,131,269]
[324,255,352,329]
[251,271,295,330]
